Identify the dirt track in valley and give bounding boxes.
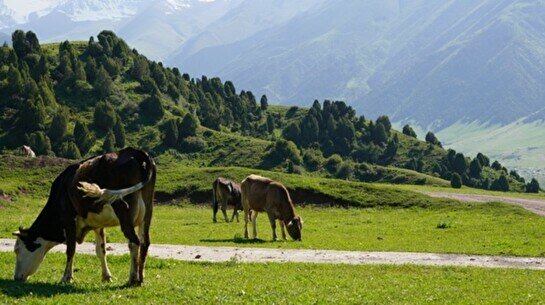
[424,192,545,216]
[2,238,545,270]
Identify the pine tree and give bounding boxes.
[48,111,68,143]
[178,113,199,139]
[113,118,126,148]
[266,115,275,134]
[282,122,301,143]
[469,158,482,178]
[491,174,509,192]
[93,101,117,132]
[74,121,94,156]
[402,124,417,138]
[102,130,116,153]
[27,131,52,156]
[376,115,391,134]
[451,173,462,189]
[526,178,540,193]
[140,93,165,122]
[372,122,388,145]
[7,65,24,95]
[58,141,81,159]
[260,95,268,110]
[94,66,113,98]
[453,153,468,174]
[162,119,178,147]
[19,98,47,133]
[425,131,441,146]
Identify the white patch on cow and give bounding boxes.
[77,204,120,230]
[14,237,59,281]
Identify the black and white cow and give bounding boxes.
[13,147,156,286]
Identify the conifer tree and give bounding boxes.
[74,121,94,155]
[113,118,126,148]
[102,130,116,153]
[260,95,268,110]
[48,111,68,143]
[94,66,113,98]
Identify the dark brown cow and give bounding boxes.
[240,174,303,241]
[212,177,242,223]
[13,147,156,286]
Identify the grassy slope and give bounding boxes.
[0,253,544,304]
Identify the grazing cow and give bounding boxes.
[20,145,36,158]
[212,177,242,223]
[240,174,303,241]
[12,147,156,286]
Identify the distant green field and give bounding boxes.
[0,253,544,304]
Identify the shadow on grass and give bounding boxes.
[200,237,271,244]
[0,278,127,298]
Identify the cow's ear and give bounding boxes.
[12,231,21,237]
[227,183,233,193]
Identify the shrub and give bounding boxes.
[179,136,206,153]
[303,149,324,172]
[325,154,343,174]
[450,173,462,189]
[336,161,355,180]
[57,141,81,159]
[490,174,509,192]
[27,131,52,156]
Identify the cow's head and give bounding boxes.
[286,216,303,241]
[12,227,56,281]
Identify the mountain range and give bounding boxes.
[1,0,545,182]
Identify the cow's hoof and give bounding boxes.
[213,219,217,223]
[126,279,142,287]
[60,277,73,285]
[102,275,113,282]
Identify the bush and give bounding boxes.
[27,131,52,156]
[139,93,164,122]
[102,130,116,153]
[93,101,117,132]
[325,154,343,174]
[336,161,355,180]
[450,173,462,189]
[178,113,199,139]
[261,139,302,169]
[303,149,324,172]
[179,136,206,153]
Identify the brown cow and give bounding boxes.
[212,177,242,223]
[13,148,156,286]
[240,174,302,241]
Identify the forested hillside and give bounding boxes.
[0,30,537,193]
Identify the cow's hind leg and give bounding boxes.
[94,228,112,282]
[268,213,277,241]
[113,201,141,287]
[230,208,238,223]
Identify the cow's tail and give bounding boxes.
[78,148,155,206]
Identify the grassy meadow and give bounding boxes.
[1,252,545,304]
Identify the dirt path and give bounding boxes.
[424,192,545,216]
[2,239,545,270]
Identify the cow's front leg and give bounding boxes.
[267,213,277,241]
[94,228,112,282]
[279,220,287,240]
[221,206,229,223]
[243,208,250,238]
[62,221,77,284]
[251,211,259,239]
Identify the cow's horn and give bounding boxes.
[287,220,294,227]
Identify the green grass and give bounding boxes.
[0,252,545,304]
[4,196,545,257]
[394,183,545,200]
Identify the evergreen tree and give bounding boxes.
[102,130,116,153]
[451,173,462,189]
[491,174,509,192]
[93,101,117,132]
[282,122,300,143]
[476,152,490,167]
[7,65,24,95]
[113,119,126,148]
[402,124,417,138]
[140,93,165,122]
[162,119,178,147]
[383,138,398,160]
[425,131,441,146]
[453,153,468,174]
[260,95,268,110]
[376,116,391,134]
[48,111,68,143]
[74,121,94,156]
[526,178,540,193]
[19,98,47,132]
[266,115,275,134]
[178,113,199,139]
[469,158,482,178]
[372,122,388,145]
[491,160,502,171]
[58,141,81,159]
[94,66,113,98]
[27,131,52,155]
